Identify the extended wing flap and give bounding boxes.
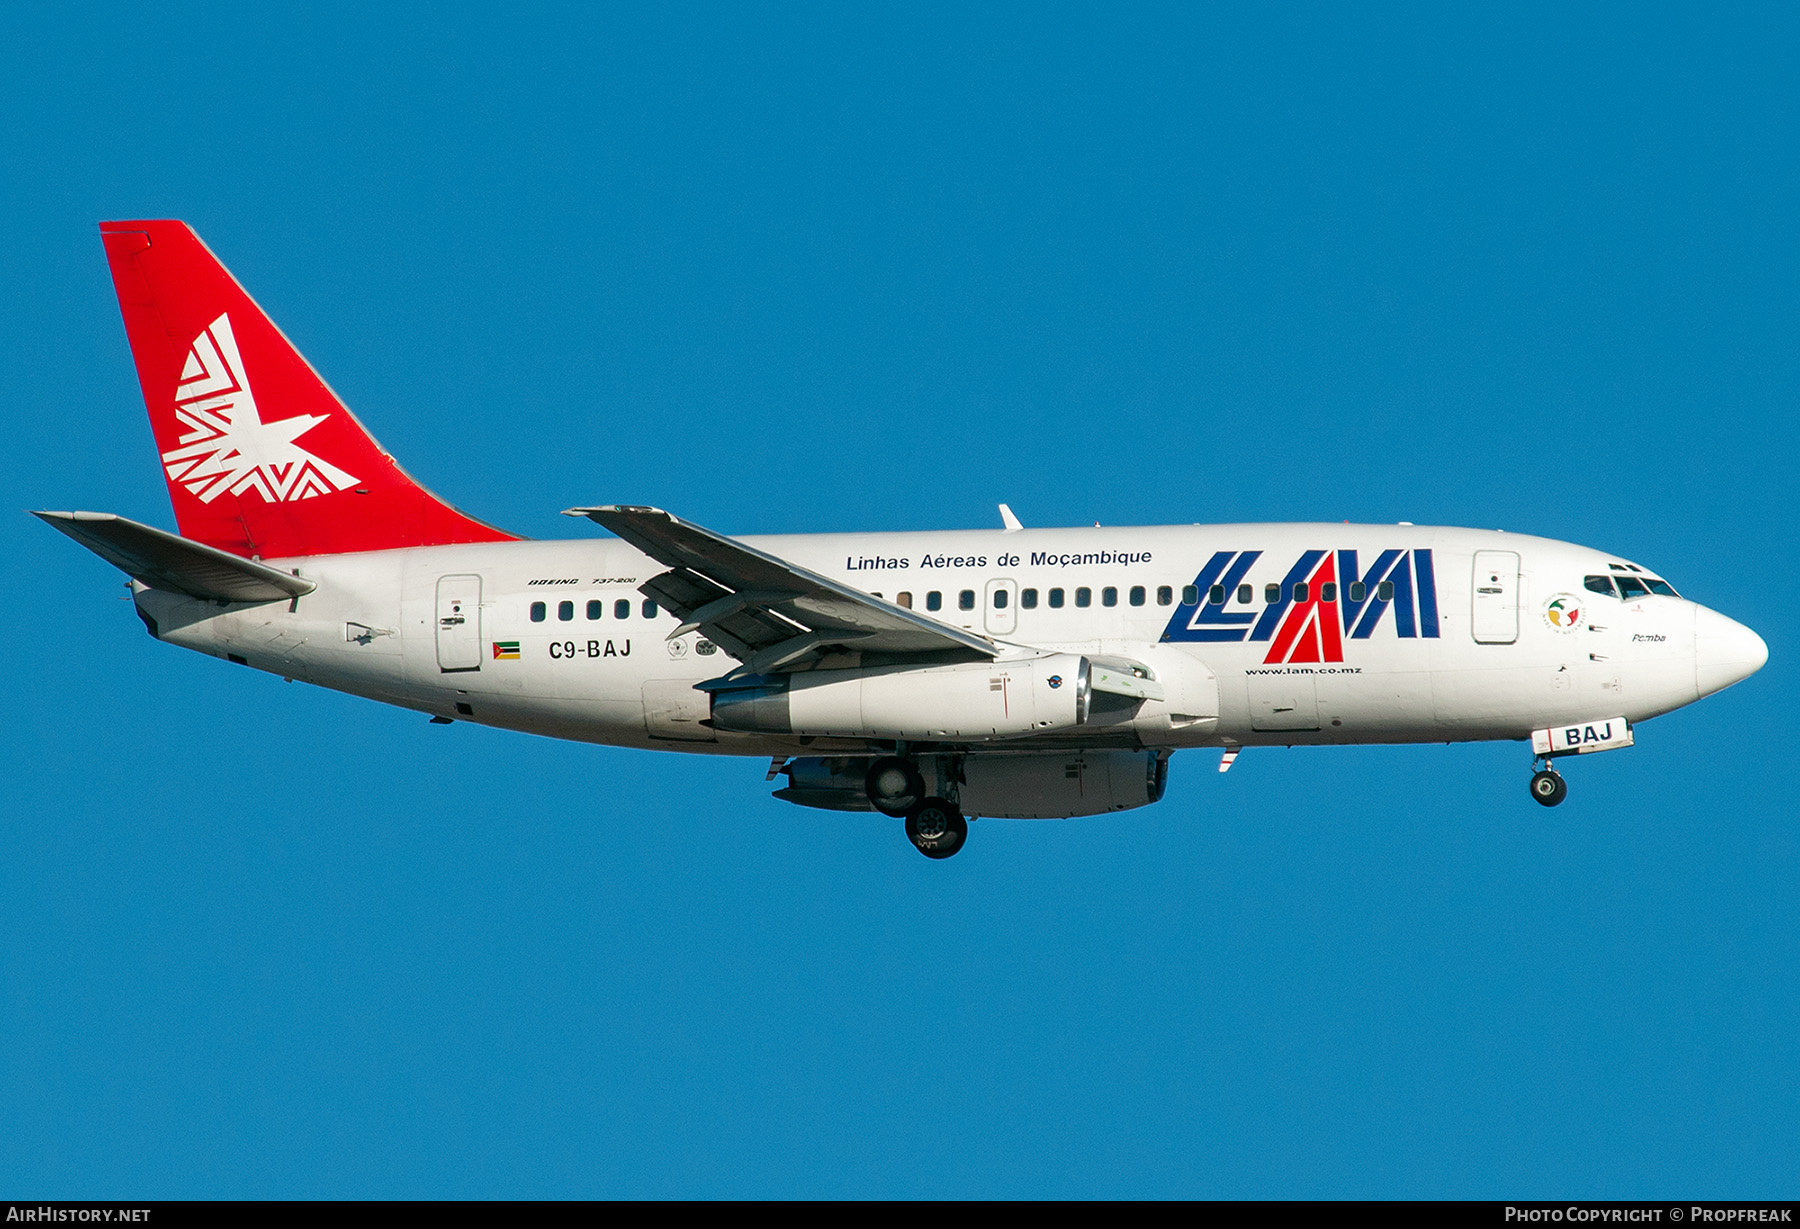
[33,511,316,603]
[563,505,997,668]
[634,567,809,658]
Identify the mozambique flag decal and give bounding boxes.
[492,641,521,660]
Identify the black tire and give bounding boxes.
[865,756,925,817]
[1529,769,1568,808]
[904,797,968,859]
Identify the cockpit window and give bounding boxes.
[1644,578,1679,597]
[1615,576,1649,600]
[1584,575,1617,597]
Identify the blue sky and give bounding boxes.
[2,3,1795,1197]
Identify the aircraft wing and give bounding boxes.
[563,505,998,675]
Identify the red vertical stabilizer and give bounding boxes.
[99,220,517,558]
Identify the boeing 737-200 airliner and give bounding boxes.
[38,221,1768,857]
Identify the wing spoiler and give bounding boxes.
[33,511,316,603]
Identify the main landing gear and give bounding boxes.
[1529,759,1568,808]
[868,754,968,858]
[904,797,968,859]
[864,757,925,817]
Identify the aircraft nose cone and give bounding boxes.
[1695,606,1769,697]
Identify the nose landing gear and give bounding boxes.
[1529,760,1568,807]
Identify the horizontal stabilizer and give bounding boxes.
[33,511,316,603]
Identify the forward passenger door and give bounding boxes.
[1471,551,1520,645]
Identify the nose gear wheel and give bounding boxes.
[1529,769,1567,807]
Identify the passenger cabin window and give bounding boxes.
[1208,584,1226,605]
[959,589,975,611]
[1320,583,1336,602]
[992,589,1008,609]
[1129,586,1145,607]
[1292,583,1308,602]
[1049,588,1065,609]
[1616,576,1649,599]
[926,591,943,611]
[1377,580,1394,602]
[1584,575,1617,597]
[1183,585,1200,606]
[1349,582,1366,603]
[1102,587,1118,607]
[1644,578,1679,597]
[558,600,574,621]
[642,600,658,618]
[1157,585,1173,606]
[1075,587,1092,608]
[1265,583,1280,603]
[530,601,546,622]
[614,599,631,619]
[1237,584,1252,604]
[1021,588,1038,609]
[896,591,912,608]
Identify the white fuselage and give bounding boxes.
[130,522,1760,759]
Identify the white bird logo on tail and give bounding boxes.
[159,313,358,503]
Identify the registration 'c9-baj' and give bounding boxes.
[39,222,1769,857]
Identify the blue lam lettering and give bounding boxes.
[1414,549,1440,637]
[1339,549,1403,639]
[1159,550,1260,643]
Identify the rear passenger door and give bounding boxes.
[435,574,483,671]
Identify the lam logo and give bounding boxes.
[159,313,358,504]
[1162,548,1441,664]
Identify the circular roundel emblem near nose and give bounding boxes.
[1543,593,1585,633]
[1047,675,1063,689]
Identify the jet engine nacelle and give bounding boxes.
[711,654,1091,741]
[773,749,1171,819]
[958,750,1170,819]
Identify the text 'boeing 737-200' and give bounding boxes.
[37,221,1769,857]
